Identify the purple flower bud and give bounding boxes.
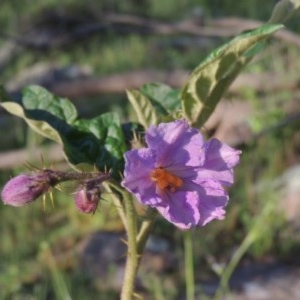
[1,173,52,206]
[73,173,109,214]
[74,187,100,214]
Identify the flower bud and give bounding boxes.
[74,186,101,214]
[1,173,53,206]
[73,173,109,214]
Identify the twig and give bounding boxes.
[2,14,300,51]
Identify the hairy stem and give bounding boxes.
[121,193,138,300]
[136,208,157,255]
[103,181,127,231]
[121,205,158,299]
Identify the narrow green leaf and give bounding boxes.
[126,89,159,128]
[181,24,283,127]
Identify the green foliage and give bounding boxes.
[181,24,283,127]
[141,83,181,114]
[126,89,159,128]
[126,83,181,128]
[0,86,127,174]
[128,23,282,131]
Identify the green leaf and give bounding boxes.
[181,24,283,127]
[0,86,65,143]
[126,89,159,128]
[0,85,127,175]
[140,82,181,114]
[127,84,181,127]
[74,113,127,174]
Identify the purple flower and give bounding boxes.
[122,119,241,229]
[1,173,53,206]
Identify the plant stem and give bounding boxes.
[121,193,138,300]
[136,208,157,254]
[103,181,127,230]
[50,169,110,184]
[121,205,158,299]
[184,230,195,300]
[135,208,158,279]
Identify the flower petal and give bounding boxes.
[122,149,154,187]
[203,138,241,168]
[146,119,205,168]
[156,190,200,229]
[195,180,229,226]
[122,148,163,206]
[196,138,241,185]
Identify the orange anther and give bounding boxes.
[151,167,183,192]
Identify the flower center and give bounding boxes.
[151,167,183,192]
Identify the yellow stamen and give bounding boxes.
[151,167,183,192]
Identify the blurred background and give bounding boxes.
[1,0,300,299]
